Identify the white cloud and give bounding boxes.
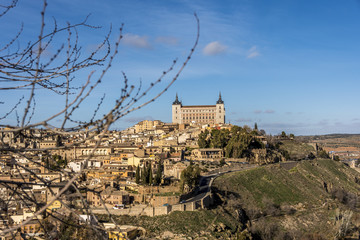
[202,41,227,56]
[247,46,260,59]
[122,33,152,49]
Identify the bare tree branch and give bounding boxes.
[0,1,199,238]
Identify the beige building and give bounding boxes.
[172,93,225,124]
[87,187,130,207]
[163,159,188,179]
[191,148,224,161]
[134,120,163,133]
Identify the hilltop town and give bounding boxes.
[1,94,359,239]
[0,94,246,239]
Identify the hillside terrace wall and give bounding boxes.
[154,205,171,216]
[142,206,155,216]
[171,204,185,212]
[138,185,178,195]
[91,195,208,217]
[150,195,180,207]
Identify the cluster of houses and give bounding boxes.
[0,120,232,239]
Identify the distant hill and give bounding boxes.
[298,134,360,148]
[297,135,360,161]
[304,134,360,139]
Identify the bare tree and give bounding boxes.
[0,0,199,238]
[335,210,353,240]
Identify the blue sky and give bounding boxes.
[1,0,360,135]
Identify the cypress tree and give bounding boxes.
[135,165,140,184]
[142,164,147,184]
[148,164,153,185]
[154,161,163,185]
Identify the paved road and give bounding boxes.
[181,164,257,203]
[183,176,213,203]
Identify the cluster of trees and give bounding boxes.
[198,126,264,158]
[280,131,295,139]
[318,149,330,159]
[179,162,200,193]
[135,161,163,186]
[44,154,68,170]
[198,129,230,149]
[331,187,359,210]
[225,126,264,158]
[308,147,330,160]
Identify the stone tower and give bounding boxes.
[215,92,225,124]
[172,93,182,124]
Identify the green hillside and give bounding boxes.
[213,159,360,239]
[276,139,316,160]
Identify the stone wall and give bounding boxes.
[91,196,207,217]
[150,195,180,207]
[92,178,216,217]
[154,205,171,216]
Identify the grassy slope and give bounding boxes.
[99,209,238,238]
[213,159,360,238]
[277,139,316,160]
[217,159,359,206]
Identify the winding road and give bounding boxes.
[181,164,257,203]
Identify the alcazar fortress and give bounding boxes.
[172,93,225,125]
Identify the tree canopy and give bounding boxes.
[179,163,200,193]
[198,126,264,159]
